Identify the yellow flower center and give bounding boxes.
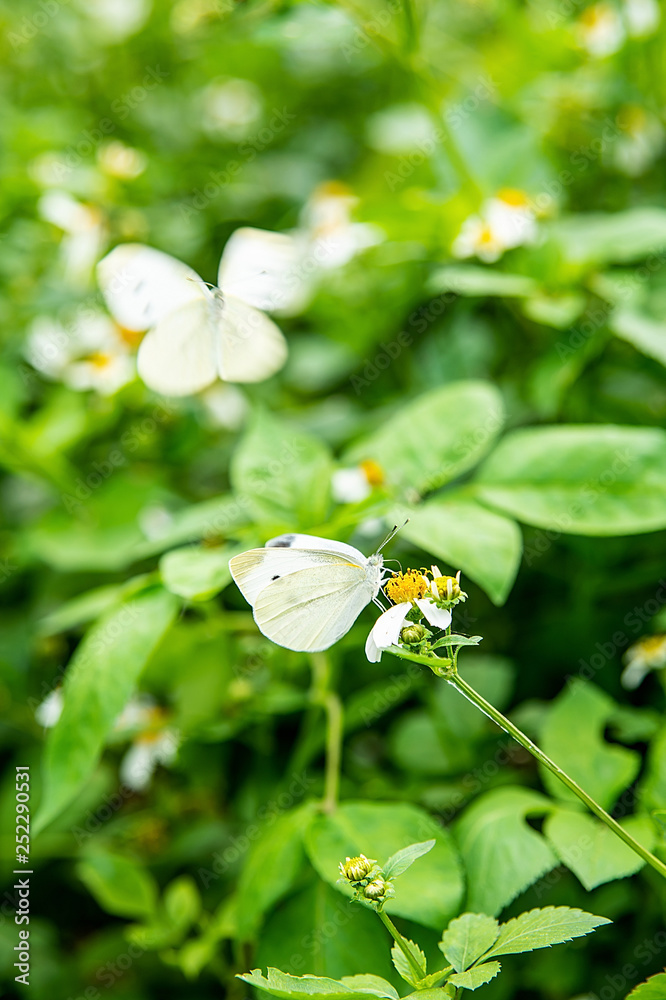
[636,634,666,664]
[433,575,462,601]
[88,352,113,369]
[360,458,384,486]
[385,570,428,604]
[497,187,529,207]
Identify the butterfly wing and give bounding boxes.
[252,563,375,652]
[137,299,219,396]
[229,545,366,606]
[217,227,306,315]
[266,533,368,564]
[97,243,205,332]
[214,293,287,383]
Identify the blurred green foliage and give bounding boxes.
[2,0,666,998]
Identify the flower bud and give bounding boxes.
[431,570,466,605]
[400,623,427,644]
[363,877,389,901]
[339,854,377,884]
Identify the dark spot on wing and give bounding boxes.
[267,534,295,548]
[271,574,280,580]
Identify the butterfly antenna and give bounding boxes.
[376,520,409,553]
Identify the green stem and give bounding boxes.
[377,910,424,981]
[310,653,343,813]
[387,647,666,881]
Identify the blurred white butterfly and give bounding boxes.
[97,243,288,396]
[229,532,391,653]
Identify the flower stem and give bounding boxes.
[387,647,666,881]
[377,910,424,981]
[310,653,343,813]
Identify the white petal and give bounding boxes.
[621,659,651,690]
[416,599,452,629]
[365,629,382,662]
[35,689,64,728]
[370,603,411,649]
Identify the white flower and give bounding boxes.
[217,183,383,319]
[98,141,147,179]
[199,383,249,430]
[332,460,385,504]
[452,190,537,263]
[25,309,135,395]
[365,601,452,662]
[38,191,106,285]
[35,688,64,728]
[119,729,179,792]
[621,635,666,689]
[623,0,660,36]
[200,78,263,140]
[575,3,626,57]
[611,106,664,177]
[303,182,383,270]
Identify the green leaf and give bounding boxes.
[236,803,313,940]
[305,801,463,929]
[610,310,666,369]
[448,962,501,990]
[339,976,399,1000]
[540,680,641,811]
[230,409,332,528]
[382,839,436,879]
[163,875,201,933]
[550,209,666,266]
[626,971,666,999]
[428,265,538,298]
[238,967,381,999]
[431,634,482,649]
[473,425,666,535]
[159,543,242,600]
[521,292,585,329]
[37,583,125,635]
[254,879,396,982]
[544,808,654,890]
[76,852,158,919]
[453,788,557,915]
[483,906,611,959]
[345,381,504,497]
[399,496,522,605]
[639,726,666,813]
[391,938,427,986]
[34,588,178,832]
[440,913,500,973]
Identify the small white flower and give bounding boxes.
[452,190,537,263]
[38,191,106,285]
[621,635,666,689]
[200,78,263,140]
[332,461,384,504]
[199,383,249,430]
[25,309,136,395]
[575,3,626,57]
[304,182,382,270]
[98,141,147,179]
[120,729,179,792]
[332,468,373,504]
[623,0,660,36]
[35,688,64,728]
[365,601,452,662]
[611,106,664,177]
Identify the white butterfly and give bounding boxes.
[97,243,288,397]
[229,533,390,653]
